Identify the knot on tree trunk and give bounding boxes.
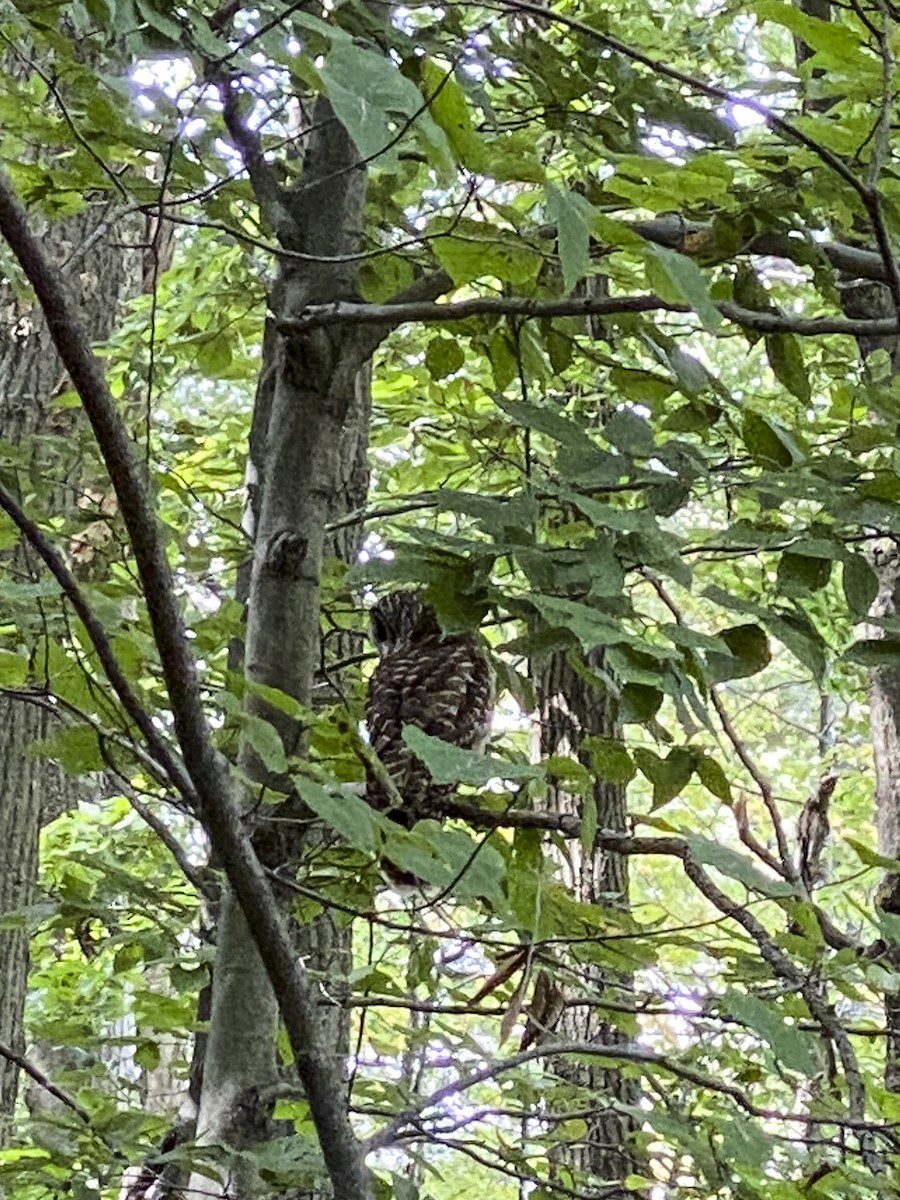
[264,529,308,580]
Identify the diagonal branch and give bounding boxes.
[0,167,373,1200]
[0,483,196,805]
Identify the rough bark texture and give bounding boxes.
[535,647,640,1192]
[191,98,372,1199]
[866,546,900,1091]
[838,278,900,1091]
[0,205,143,1142]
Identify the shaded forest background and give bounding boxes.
[1,1,900,1198]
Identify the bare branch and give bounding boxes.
[0,483,196,805]
[0,1041,93,1126]
[282,293,900,337]
[367,1035,896,1154]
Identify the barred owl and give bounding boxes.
[365,591,494,823]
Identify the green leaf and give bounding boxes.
[425,336,465,379]
[294,778,378,854]
[741,410,802,468]
[766,611,827,682]
[695,754,732,803]
[434,223,542,287]
[845,638,900,667]
[620,683,664,724]
[585,736,637,785]
[647,245,721,330]
[0,648,27,686]
[603,409,656,457]
[31,725,105,774]
[420,59,486,170]
[242,715,288,774]
[546,183,591,293]
[843,554,878,617]
[776,551,832,596]
[195,331,233,377]
[322,42,451,169]
[686,836,794,897]
[707,624,771,682]
[401,726,541,785]
[846,837,900,871]
[765,333,810,404]
[383,821,507,903]
[634,746,694,808]
[725,991,818,1074]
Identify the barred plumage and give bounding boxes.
[365,591,493,823]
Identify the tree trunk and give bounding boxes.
[189,99,373,1199]
[836,277,900,1091]
[535,647,640,1192]
[0,205,144,1142]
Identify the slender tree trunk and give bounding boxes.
[190,99,373,1199]
[835,277,900,1090]
[0,205,144,1143]
[535,648,640,1191]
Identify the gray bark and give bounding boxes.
[535,648,640,1193]
[835,276,900,1091]
[0,204,143,1142]
[191,98,372,1199]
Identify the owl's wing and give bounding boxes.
[365,636,493,820]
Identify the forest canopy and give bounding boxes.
[0,1,899,1199]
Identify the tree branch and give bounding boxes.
[0,484,196,805]
[367,1035,895,1154]
[282,293,900,337]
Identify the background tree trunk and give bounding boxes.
[0,204,145,1142]
[535,648,640,1192]
[836,276,900,1091]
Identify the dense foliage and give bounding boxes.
[2,0,900,1196]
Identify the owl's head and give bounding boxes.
[369,590,440,653]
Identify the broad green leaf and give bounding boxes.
[707,623,771,682]
[546,183,591,293]
[496,398,594,449]
[425,336,465,379]
[0,648,27,686]
[767,611,828,682]
[603,409,655,457]
[585,736,636,785]
[383,821,507,903]
[765,333,810,404]
[846,837,900,871]
[31,725,106,774]
[322,42,451,169]
[776,551,832,596]
[242,715,288,774]
[620,683,664,724]
[843,554,878,617]
[402,726,540,785]
[695,754,732,803]
[755,0,863,57]
[725,991,818,1074]
[434,223,542,287]
[845,638,900,667]
[686,836,795,897]
[741,410,802,468]
[294,778,378,854]
[421,60,486,170]
[634,746,694,807]
[647,244,721,330]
